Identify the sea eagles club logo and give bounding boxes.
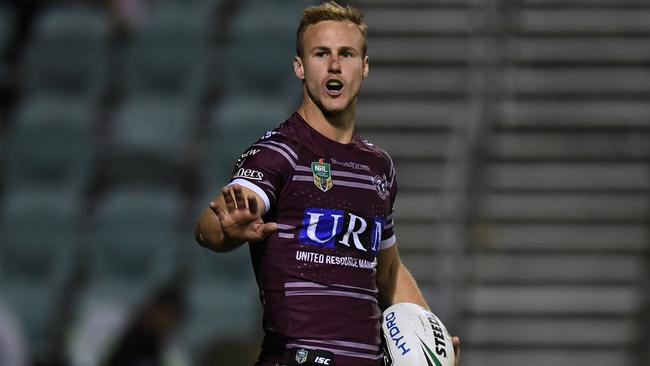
[311,159,333,192]
[372,174,388,200]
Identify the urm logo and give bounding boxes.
[298,208,384,254]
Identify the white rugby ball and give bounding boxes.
[381,303,455,366]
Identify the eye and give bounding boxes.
[341,50,354,57]
[315,51,327,57]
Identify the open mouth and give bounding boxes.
[326,79,344,93]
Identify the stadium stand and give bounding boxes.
[0,186,80,361]
[121,11,208,102]
[20,6,110,102]
[0,0,648,365]
[353,1,649,366]
[69,187,184,366]
[104,97,196,187]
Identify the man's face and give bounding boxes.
[294,20,369,117]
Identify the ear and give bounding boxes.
[293,56,305,80]
[362,55,369,79]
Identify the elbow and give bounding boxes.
[194,221,219,252]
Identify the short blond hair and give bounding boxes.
[296,1,368,57]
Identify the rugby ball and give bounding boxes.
[381,303,455,366]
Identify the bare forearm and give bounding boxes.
[391,263,430,310]
[377,245,429,310]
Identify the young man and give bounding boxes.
[195,2,460,365]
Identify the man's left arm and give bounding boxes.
[376,242,461,364]
[376,243,428,310]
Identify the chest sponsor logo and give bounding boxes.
[233,168,263,181]
[312,159,333,192]
[298,208,385,255]
[330,157,370,172]
[373,174,389,200]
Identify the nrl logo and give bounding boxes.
[295,349,309,364]
[311,159,333,192]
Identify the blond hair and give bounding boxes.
[296,1,368,56]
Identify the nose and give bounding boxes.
[328,55,341,73]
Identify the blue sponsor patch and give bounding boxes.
[299,208,385,255]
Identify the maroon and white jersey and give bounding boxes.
[229,113,397,366]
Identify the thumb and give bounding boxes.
[261,222,278,234]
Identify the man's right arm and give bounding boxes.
[194,184,276,252]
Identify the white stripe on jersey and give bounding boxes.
[291,176,376,191]
[229,179,271,214]
[286,343,383,360]
[379,234,396,250]
[285,290,378,303]
[295,165,374,182]
[263,140,299,160]
[296,338,380,352]
[284,281,378,294]
[253,143,297,168]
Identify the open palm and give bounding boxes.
[210,184,277,243]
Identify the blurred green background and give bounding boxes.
[0,0,648,366]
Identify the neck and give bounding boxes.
[298,94,356,144]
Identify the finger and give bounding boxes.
[261,222,278,234]
[215,208,227,222]
[247,195,259,214]
[248,222,278,242]
[222,186,236,211]
[451,336,461,361]
[209,201,219,215]
[233,184,246,210]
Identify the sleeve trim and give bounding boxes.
[229,179,271,214]
[379,235,396,250]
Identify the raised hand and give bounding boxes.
[209,184,277,244]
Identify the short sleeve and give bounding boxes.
[379,152,398,250]
[227,133,298,214]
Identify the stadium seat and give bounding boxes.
[221,2,301,98]
[484,162,649,191]
[86,187,183,304]
[106,98,195,184]
[363,67,467,97]
[479,193,647,221]
[122,12,206,101]
[476,223,646,253]
[504,67,650,96]
[4,96,94,195]
[363,7,472,35]
[489,131,650,160]
[499,100,650,128]
[22,7,110,101]
[507,37,650,64]
[467,285,641,315]
[357,100,458,129]
[180,243,259,354]
[199,96,292,189]
[510,8,650,35]
[68,187,185,365]
[0,189,80,359]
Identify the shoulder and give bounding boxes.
[356,135,396,176]
[237,118,305,170]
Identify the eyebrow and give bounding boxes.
[311,46,359,53]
